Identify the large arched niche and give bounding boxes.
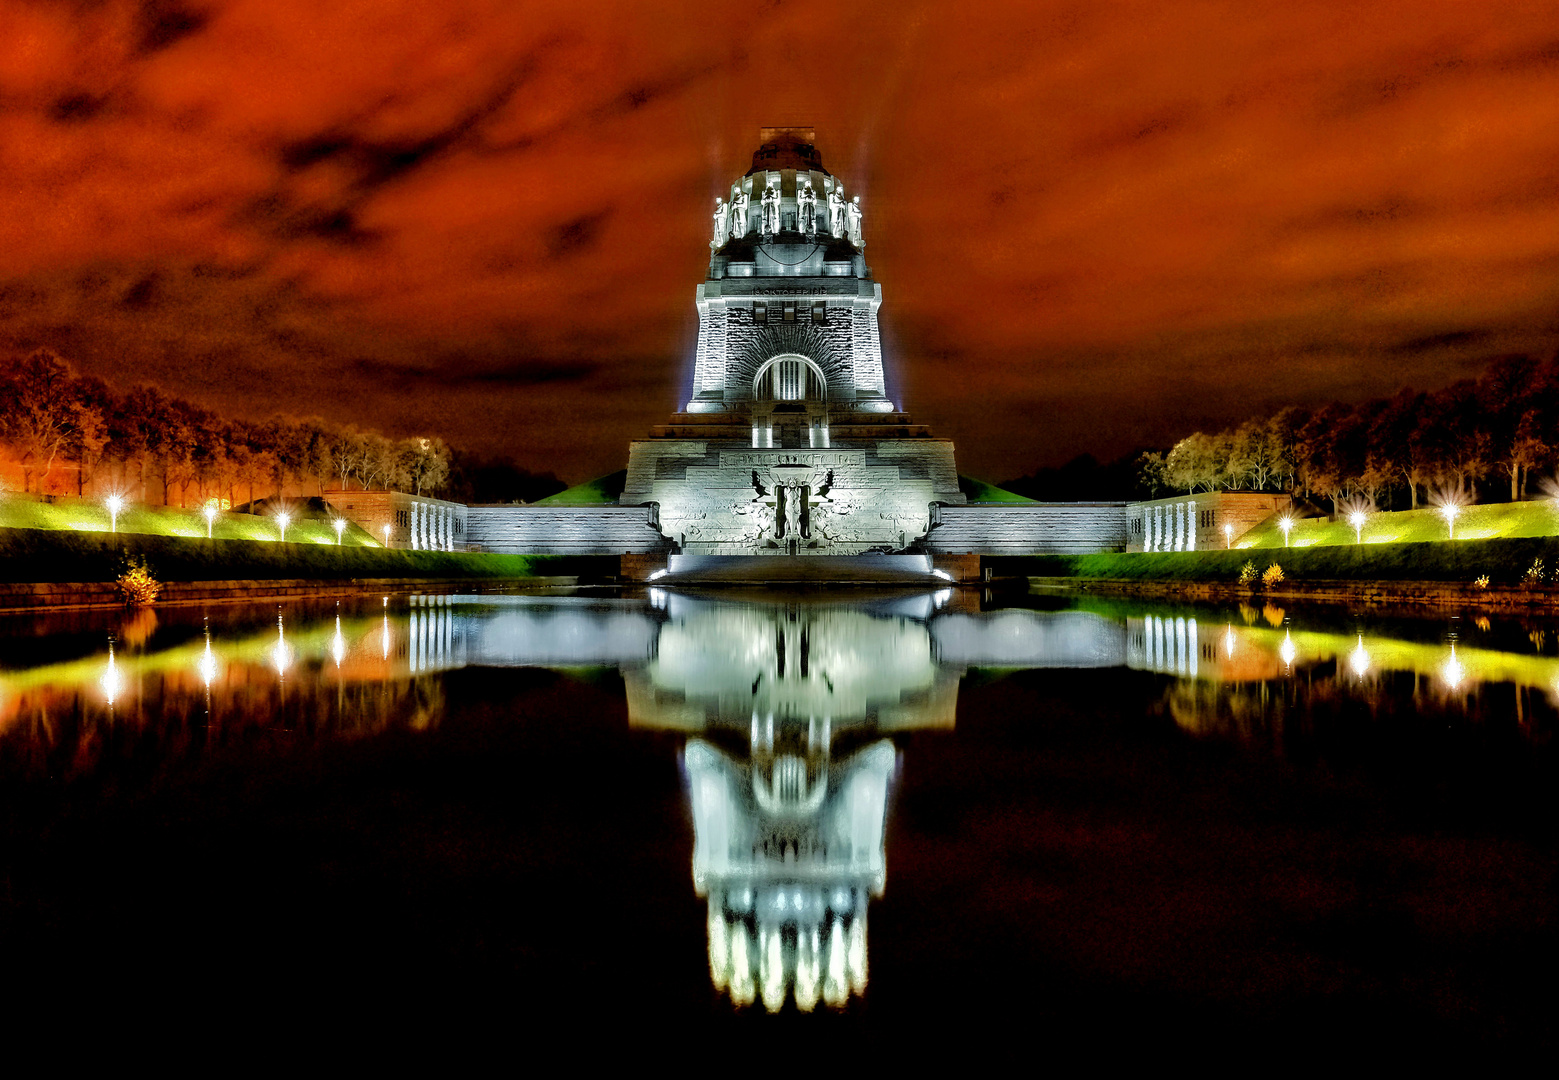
[752,353,828,402]
[729,323,845,402]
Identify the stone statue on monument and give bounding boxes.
[730,189,749,238]
[798,179,817,236]
[710,197,727,249]
[828,186,846,237]
[761,182,780,236]
[847,195,863,247]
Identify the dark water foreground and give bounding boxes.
[0,588,1553,1049]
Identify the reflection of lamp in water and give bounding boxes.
[198,629,218,687]
[1280,628,1296,669]
[1442,641,1465,690]
[272,612,291,677]
[1349,634,1370,677]
[1223,623,1235,659]
[102,639,121,706]
[332,614,346,667]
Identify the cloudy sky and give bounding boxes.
[3,0,1559,482]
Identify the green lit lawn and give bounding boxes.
[0,525,585,583]
[533,469,627,505]
[996,535,1559,584]
[1235,499,1559,550]
[958,476,1036,504]
[0,493,379,546]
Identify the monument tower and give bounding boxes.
[622,128,966,563]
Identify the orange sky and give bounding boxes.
[3,0,1559,481]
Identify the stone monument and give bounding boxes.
[623,127,966,563]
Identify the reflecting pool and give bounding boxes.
[0,588,1553,1044]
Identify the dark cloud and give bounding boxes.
[1,0,1558,481]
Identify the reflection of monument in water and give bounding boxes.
[450,589,1124,1010]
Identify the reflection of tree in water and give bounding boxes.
[1163,667,1555,755]
[0,666,444,786]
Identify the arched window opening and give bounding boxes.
[753,354,828,403]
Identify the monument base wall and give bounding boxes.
[466,506,671,556]
[925,504,1129,555]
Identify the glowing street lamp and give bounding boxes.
[1439,502,1460,540]
[381,523,392,548]
[276,511,291,543]
[1278,516,1294,548]
[106,494,123,534]
[204,503,217,539]
[1222,522,1233,549]
[1349,510,1367,545]
[333,518,346,545]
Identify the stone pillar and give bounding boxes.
[1186,501,1196,552]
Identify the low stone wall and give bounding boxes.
[1027,576,1559,610]
[926,504,1128,555]
[466,505,672,555]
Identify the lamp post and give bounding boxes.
[1349,510,1366,545]
[333,518,346,546]
[276,511,291,544]
[382,523,392,548]
[204,504,217,539]
[1222,522,1233,549]
[1278,516,1293,548]
[106,494,123,534]
[1439,503,1460,540]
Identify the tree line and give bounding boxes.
[1141,353,1559,511]
[0,347,460,507]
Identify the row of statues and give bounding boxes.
[712,178,862,248]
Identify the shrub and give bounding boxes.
[1473,574,1490,589]
[1262,562,1285,587]
[1524,558,1545,587]
[1238,560,1257,585]
[115,554,162,606]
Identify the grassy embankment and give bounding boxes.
[0,494,580,583]
[0,492,381,545]
[534,470,627,505]
[996,535,1559,585]
[996,499,1559,585]
[1235,498,1559,549]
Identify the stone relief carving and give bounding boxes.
[846,195,863,247]
[711,197,728,249]
[761,182,780,236]
[730,189,749,237]
[798,179,817,236]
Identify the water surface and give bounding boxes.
[1,587,1552,1044]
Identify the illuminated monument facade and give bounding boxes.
[464,128,1130,566]
[622,128,965,557]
